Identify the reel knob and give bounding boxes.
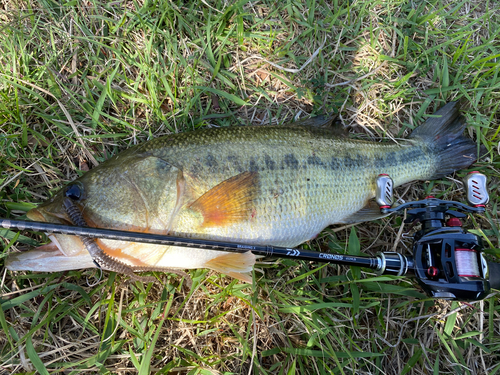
[375,174,394,209]
[464,172,489,207]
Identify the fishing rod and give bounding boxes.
[2,172,499,301]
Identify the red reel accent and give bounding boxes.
[446,218,462,227]
[427,266,439,278]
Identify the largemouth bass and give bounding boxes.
[6,102,479,282]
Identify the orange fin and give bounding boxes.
[205,251,256,283]
[226,271,253,284]
[189,171,259,227]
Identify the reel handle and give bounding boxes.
[375,172,489,214]
[464,171,489,207]
[375,174,394,208]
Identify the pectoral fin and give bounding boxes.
[204,251,256,283]
[189,171,259,227]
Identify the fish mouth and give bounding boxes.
[26,207,46,222]
[5,207,94,272]
[27,207,71,225]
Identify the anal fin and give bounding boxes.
[338,200,390,224]
[204,251,256,283]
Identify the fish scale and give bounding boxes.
[6,102,480,282]
[141,127,430,247]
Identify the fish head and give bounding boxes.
[6,182,93,271]
[7,156,181,272]
[7,178,97,271]
[31,153,176,228]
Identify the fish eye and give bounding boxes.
[65,183,83,201]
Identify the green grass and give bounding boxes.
[1,0,500,374]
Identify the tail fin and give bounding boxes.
[409,102,479,179]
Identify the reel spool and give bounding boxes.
[455,248,481,278]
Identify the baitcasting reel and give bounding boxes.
[374,171,495,301]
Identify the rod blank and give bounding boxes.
[0,218,381,270]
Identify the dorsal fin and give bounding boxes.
[286,114,347,136]
[287,114,335,128]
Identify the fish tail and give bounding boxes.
[409,102,480,179]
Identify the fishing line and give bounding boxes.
[86,268,103,287]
